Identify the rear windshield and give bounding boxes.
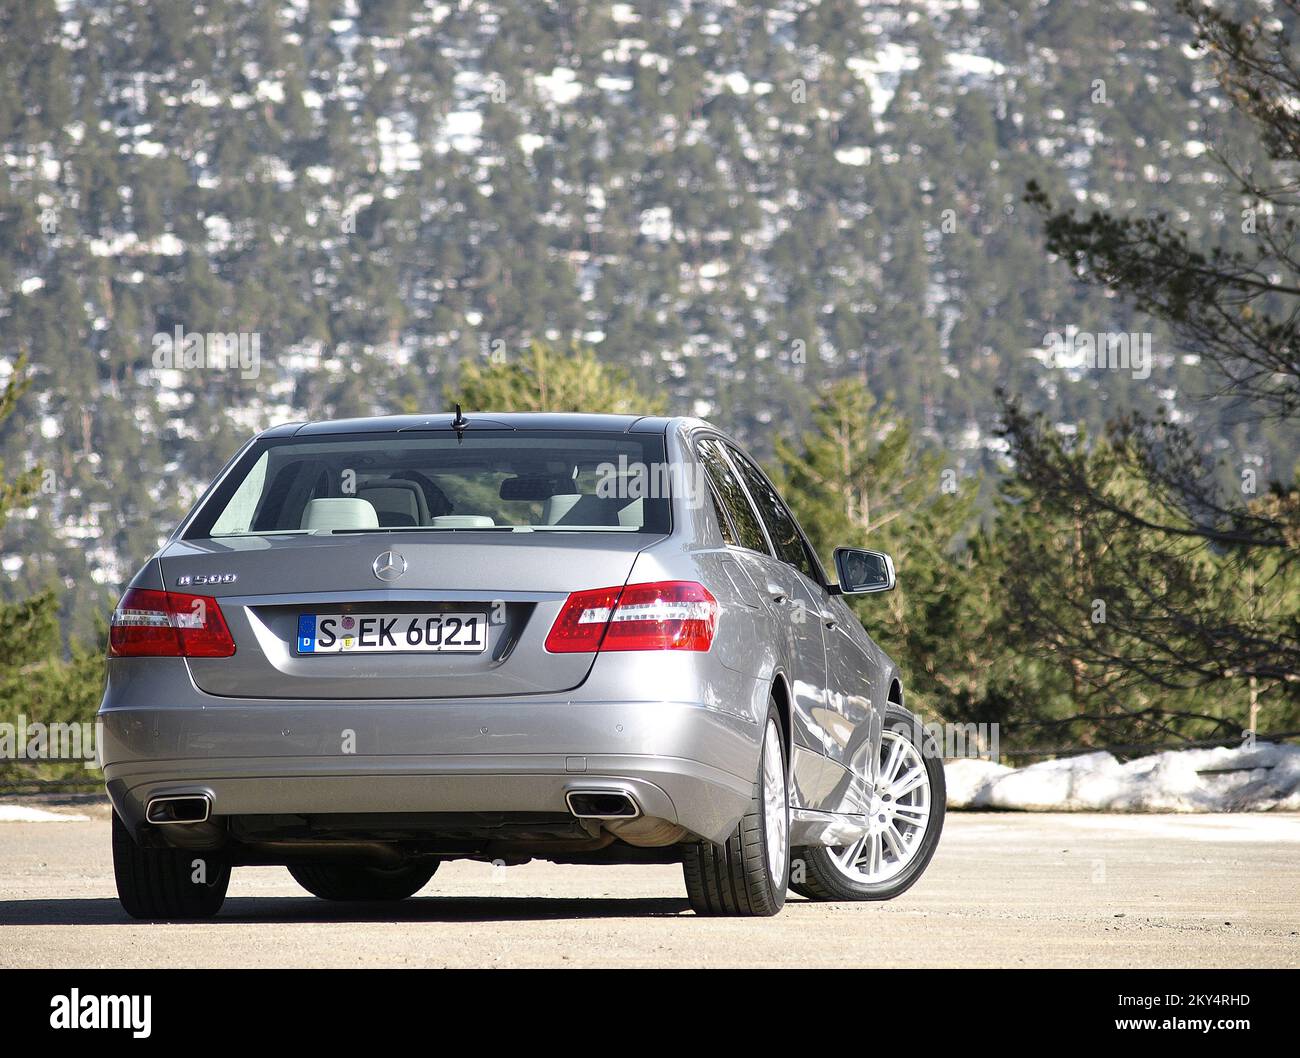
[184,430,672,538]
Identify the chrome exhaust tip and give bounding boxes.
[145,794,211,825]
[565,789,641,820]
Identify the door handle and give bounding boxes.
[766,584,788,604]
[819,610,838,628]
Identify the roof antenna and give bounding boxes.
[451,403,469,442]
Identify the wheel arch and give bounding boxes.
[768,670,794,766]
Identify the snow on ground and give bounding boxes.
[946,741,1300,812]
[0,805,90,823]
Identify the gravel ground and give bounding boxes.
[2,803,1297,968]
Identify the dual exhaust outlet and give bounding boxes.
[145,794,211,825]
[564,789,640,820]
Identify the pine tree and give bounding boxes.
[772,379,991,723]
[451,341,667,414]
[1012,0,1300,726]
[0,357,104,784]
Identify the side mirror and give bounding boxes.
[833,547,896,594]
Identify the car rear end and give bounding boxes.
[100,415,764,873]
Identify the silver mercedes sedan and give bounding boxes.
[100,412,944,918]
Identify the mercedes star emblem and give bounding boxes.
[372,549,407,582]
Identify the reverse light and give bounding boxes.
[545,581,718,653]
[108,588,236,658]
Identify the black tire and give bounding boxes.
[287,861,438,901]
[682,701,789,916]
[112,811,231,920]
[791,704,945,902]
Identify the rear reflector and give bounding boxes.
[109,588,236,658]
[545,581,717,653]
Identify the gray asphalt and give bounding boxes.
[2,805,1298,967]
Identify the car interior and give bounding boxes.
[203,436,668,535]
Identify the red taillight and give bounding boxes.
[543,585,623,653]
[545,581,718,653]
[108,588,236,658]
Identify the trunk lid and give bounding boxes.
[158,532,651,699]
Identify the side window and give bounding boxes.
[705,480,737,545]
[696,439,769,554]
[210,452,269,535]
[727,445,821,583]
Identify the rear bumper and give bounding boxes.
[100,694,758,844]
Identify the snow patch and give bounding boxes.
[847,44,921,116]
[639,205,673,241]
[947,53,1006,78]
[946,742,1300,812]
[711,71,751,95]
[0,804,91,823]
[596,74,633,93]
[441,111,483,153]
[944,757,1013,805]
[535,67,581,105]
[517,133,546,156]
[834,146,872,167]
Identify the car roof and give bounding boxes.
[262,412,680,438]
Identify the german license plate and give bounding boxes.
[296,612,486,654]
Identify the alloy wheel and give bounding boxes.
[828,728,930,884]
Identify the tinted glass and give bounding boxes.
[187,431,671,537]
[727,445,820,582]
[696,438,768,553]
[705,481,737,545]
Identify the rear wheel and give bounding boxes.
[792,704,944,902]
[682,703,789,916]
[287,862,438,901]
[112,811,231,920]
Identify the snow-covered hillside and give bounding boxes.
[2,0,1267,644]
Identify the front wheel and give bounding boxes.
[792,704,945,902]
[682,703,789,916]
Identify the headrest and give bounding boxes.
[301,497,380,531]
[358,485,421,520]
[542,494,625,526]
[430,515,496,528]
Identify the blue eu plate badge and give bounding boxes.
[297,614,316,654]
